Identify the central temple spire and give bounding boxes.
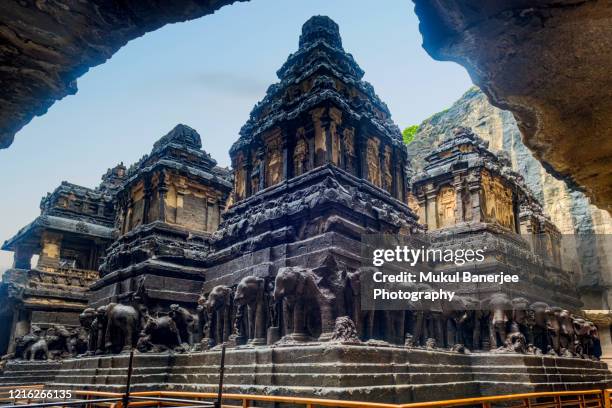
[230,16,406,204]
[298,15,343,49]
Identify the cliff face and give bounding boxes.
[407,87,611,238]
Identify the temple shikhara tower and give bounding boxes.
[0,16,609,403]
[91,124,232,312]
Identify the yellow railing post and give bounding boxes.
[604,389,611,408]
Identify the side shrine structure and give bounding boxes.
[0,16,609,403]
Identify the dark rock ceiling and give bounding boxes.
[0,0,610,210]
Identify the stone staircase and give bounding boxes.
[1,344,610,404]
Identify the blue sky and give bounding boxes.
[0,0,472,271]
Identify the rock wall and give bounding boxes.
[407,86,611,241]
[413,0,612,211]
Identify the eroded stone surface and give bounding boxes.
[0,0,242,148]
[414,0,612,210]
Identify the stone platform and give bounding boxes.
[0,344,610,404]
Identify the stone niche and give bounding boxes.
[480,169,516,231]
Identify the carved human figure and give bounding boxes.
[341,128,356,173]
[436,186,456,228]
[293,135,309,176]
[265,135,283,187]
[366,138,381,187]
[234,276,269,345]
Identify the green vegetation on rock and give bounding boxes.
[402,125,419,144]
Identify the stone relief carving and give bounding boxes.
[366,137,381,187]
[481,170,516,231]
[293,129,309,176]
[436,185,456,228]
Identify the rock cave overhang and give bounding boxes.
[413,0,612,211]
[0,0,610,211]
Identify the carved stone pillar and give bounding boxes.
[158,171,168,223]
[357,129,368,180]
[142,177,152,225]
[425,186,438,229]
[453,177,464,223]
[467,171,482,223]
[323,108,333,164]
[257,146,266,192]
[305,123,316,171]
[281,126,292,181]
[124,198,134,231]
[8,308,30,354]
[391,149,399,199]
[245,149,253,198]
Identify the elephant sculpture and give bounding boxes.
[511,297,531,342]
[459,296,484,350]
[559,309,576,355]
[78,307,97,356]
[104,303,141,353]
[234,276,269,345]
[529,302,549,352]
[346,268,375,341]
[546,306,562,355]
[274,266,338,341]
[94,305,109,354]
[482,293,512,349]
[203,285,233,346]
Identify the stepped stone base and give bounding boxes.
[1,344,610,404]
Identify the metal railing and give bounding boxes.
[0,388,610,408]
